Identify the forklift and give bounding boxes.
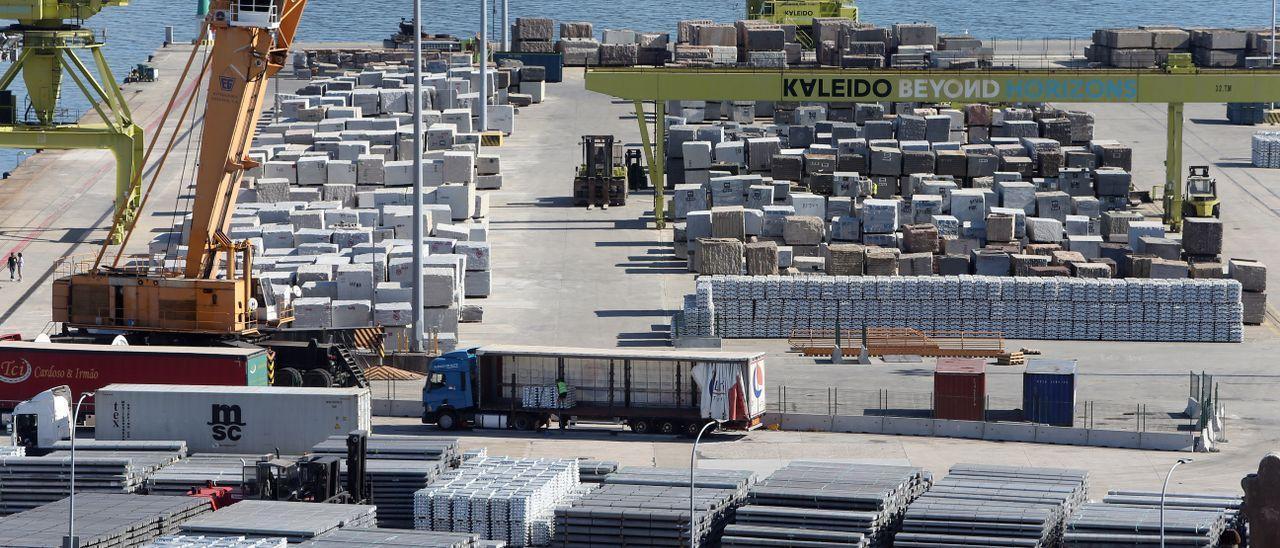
[1183,166,1221,219]
[247,430,370,504]
[573,135,628,208]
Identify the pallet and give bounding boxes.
[995,351,1027,366]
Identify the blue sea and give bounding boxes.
[0,0,1274,172]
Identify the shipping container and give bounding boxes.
[423,345,767,434]
[94,384,371,454]
[0,342,270,410]
[934,358,986,421]
[1023,358,1078,427]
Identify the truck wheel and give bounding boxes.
[659,420,676,435]
[513,414,534,431]
[303,368,334,388]
[276,367,304,387]
[437,410,459,431]
[630,420,652,434]
[684,422,702,436]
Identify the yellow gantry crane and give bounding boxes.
[586,62,1280,230]
[0,0,143,243]
[746,0,859,48]
[52,0,308,336]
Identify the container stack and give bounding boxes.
[554,466,754,548]
[1254,131,1280,168]
[896,464,1089,547]
[0,448,185,515]
[297,527,481,548]
[0,494,214,548]
[1064,492,1241,547]
[145,454,269,496]
[413,456,581,546]
[723,462,931,548]
[179,500,379,543]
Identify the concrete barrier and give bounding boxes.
[771,411,1196,452]
[935,420,985,439]
[374,398,422,418]
[984,422,1037,443]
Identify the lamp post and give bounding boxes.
[478,0,489,133]
[500,0,509,52]
[1160,457,1194,548]
[410,0,424,353]
[689,420,719,548]
[63,391,94,548]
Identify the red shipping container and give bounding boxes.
[934,357,986,421]
[0,341,270,411]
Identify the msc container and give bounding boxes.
[0,341,270,411]
[934,358,986,421]
[94,384,371,455]
[1023,358,1078,427]
[492,52,564,83]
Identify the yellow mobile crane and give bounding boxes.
[53,0,308,336]
[746,0,859,48]
[0,0,143,243]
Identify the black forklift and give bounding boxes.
[573,135,629,208]
[247,430,370,504]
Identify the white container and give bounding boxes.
[94,384,371,455]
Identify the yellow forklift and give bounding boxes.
[573,135,628,208]
[1183,166,1221,219]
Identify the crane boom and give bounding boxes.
[186,0,307,278]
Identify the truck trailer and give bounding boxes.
[0,341,270,411]
[422,345,767,434]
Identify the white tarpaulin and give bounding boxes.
[692,362,748,422]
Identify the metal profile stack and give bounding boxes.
[413,456,581,547]
[179,500,378,543]
[681,275,1244,343]
[145,454,270,496]
[312,435,461,465]
[1062,490,1242,546]
[521,385,578,409]
[148,536,288,548]
[0,448,184,514]
[577,460,618,483]
[552,466,754,547]
[896,464,1089,547]
[724,462,931,548]
[0,445,25,457]
[0,493,214,548]
[297,527,481,547]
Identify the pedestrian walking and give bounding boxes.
[5,253,14,281]
[15,253,22,281]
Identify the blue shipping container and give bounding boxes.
[492,52,564,83]
[1023,359,1077,427]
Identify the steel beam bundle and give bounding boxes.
[0,445,25,457]
[147,536,288,547]
[724,462,930,548]
[296,527,481,547]
[0,448,185,515]
[896,464,1089,547]
[1062,490,1243,547]
[602,466,756,490]
[413,456,581,547]
[577,460,619,483]
[312,435,461,465]
[553,483,748,547]
[0,493,213,548]
[145,454,270,496]
[179,500,379,542]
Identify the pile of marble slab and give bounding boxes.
[1087,27,1276,68]
[148,52,546,351]
[679,274,1245,342]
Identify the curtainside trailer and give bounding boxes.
[422,345,767,434]
[0,341,270,411]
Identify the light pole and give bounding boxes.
[500,0,509,52]
[1271,0,1277,67]
[1160,457,1194,548]
[478,0,489,133]
[410,0,424,353]
[64,391,94,548]
[689,420,719,548]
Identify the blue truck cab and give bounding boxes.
[421,347,478,428]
